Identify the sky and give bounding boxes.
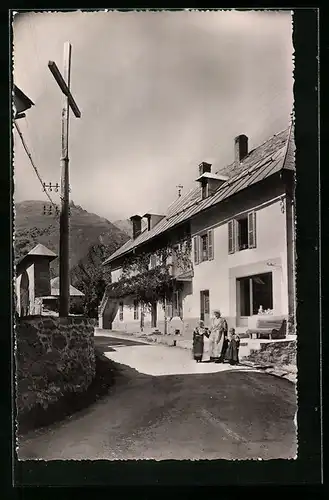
[13,10,293,221]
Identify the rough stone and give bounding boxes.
[244,340,297,381]
[15,316,95,416]
[52,333,67,350]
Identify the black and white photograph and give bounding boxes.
[13,9,298,462]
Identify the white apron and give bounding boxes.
[209,318,226,358]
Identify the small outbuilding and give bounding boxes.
[15,244,84,316]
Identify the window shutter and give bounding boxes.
[234,219,240,252]
[228,220,235,254]
[248,211,257,248]
[207,229,214,260]
[193,236,200,264]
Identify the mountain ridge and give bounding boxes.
[14,200,130,277]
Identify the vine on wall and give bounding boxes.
[106,236,192,306]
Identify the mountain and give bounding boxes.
[15,200,130,278]
[113,219,133,238]
[113,218,148,238]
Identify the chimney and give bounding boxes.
[130,215,142,239]
[234,134,248,163]
[143,213,165,231]
[198,161,212,176]
[196,171,229,200]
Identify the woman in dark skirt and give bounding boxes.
[225,328,240,365]
[192,320,208,362]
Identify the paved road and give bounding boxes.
[18,335,297,461]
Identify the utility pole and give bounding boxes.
[48,42,81,317]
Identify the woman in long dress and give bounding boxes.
[192,320,208,362]
[209,309,228,363]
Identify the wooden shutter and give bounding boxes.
[248,211,257,248]
[207,229,214,260]
[235,219,240,252]
[193,236,200,264]
[228,220,235,254]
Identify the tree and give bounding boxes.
[70,243,108,318]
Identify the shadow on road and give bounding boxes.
[95,335,149,354]
[17,352,121,436]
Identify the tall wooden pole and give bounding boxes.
[59,42,72,317]
[48,42,81,318]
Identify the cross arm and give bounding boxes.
[48,60,81,118]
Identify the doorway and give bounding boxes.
[200,290,210,325]
[20,270,30,317]
[151,302,157,328]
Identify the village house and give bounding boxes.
[15,244,84,316]
[99,125,295,339]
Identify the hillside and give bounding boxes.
[113,218,148,238]
[15,200,130,278]
[113,219,133,238]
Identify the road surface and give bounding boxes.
[17,334,297,461]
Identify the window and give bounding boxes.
[133,300,139,320]
[228,211,256,254]
[150,254,157,269]
[237,272,273,317]
[201,181,208,200]
[201,234,208,262]
[193,229,214,265]
[119,301,124,321]
[237,216,249,250]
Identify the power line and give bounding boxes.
[14,119,59,216]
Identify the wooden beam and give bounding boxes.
[48,60,81,118]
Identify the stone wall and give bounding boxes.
[15,316,96,418]
[245,339,296,368]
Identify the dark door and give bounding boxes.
[151,302,157,328]
[20,270,30,316]
[140,304,145,331]
[200,290,210,325]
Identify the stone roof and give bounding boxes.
[28,244,57,258]
[16,244,57,274]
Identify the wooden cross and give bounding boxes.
[48,42,81,317]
